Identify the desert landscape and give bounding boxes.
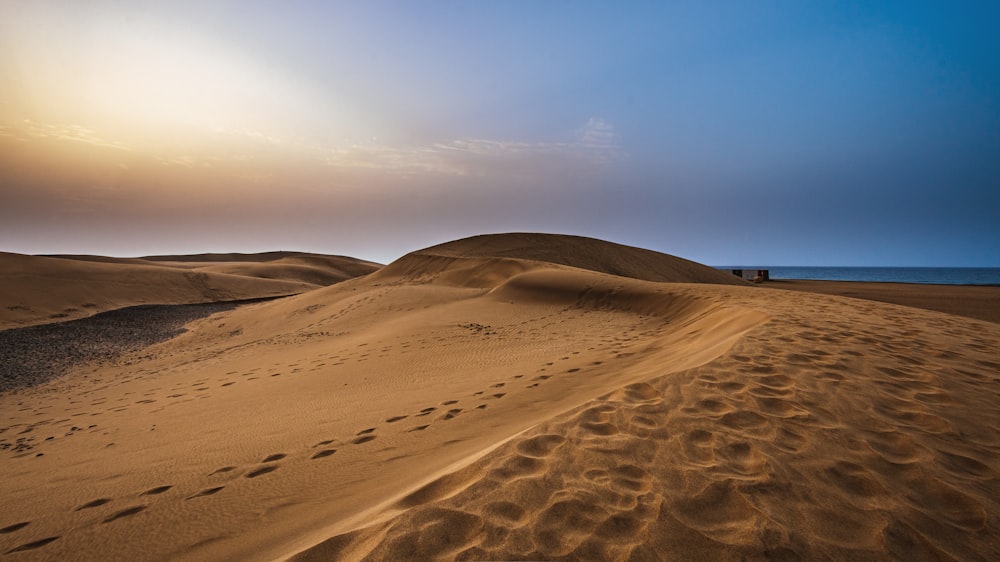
[1,233,998,561]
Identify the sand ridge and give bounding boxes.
[0,235,998,561]
[0,251,379,329]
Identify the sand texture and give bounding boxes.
[770,279,1000,324]
[0,251,380,329]
[1,234,998,561]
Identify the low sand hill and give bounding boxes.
[376,232,748,287]
[54,252,383,286]
[0,235,998,561]
[0,252,379,329]
[193,255,382,287]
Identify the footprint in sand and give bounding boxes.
[356,428,376,436]
[491,383,505,388]
[261,453,286,463]
[187,486,225,500]
[75,498,112,511]
[0,522,30,534]
[440,409,463,420]
[140,485,172,496]
[311,449,337,459]
[441,400,459,405]
[313,439,336,447]
[5,536,60,554]
[245,466,279,478]
[103,505,147,523]
[516,434,567,458]
[416,407,437,417]
[352,435,377,444]
[409,425,430,432]
[209,466,237,476]
[386,415,408,423]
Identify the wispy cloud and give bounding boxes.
[154,154,205,168]
[2,116,626,189]
[209,126,285,146]
[321,117,626,176]
[577,118,623,161]
[8,120,132,151]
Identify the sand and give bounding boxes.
[769,279,1000,324]
[0,233,997,561]
[0,251,380,329]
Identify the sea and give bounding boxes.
[715,267,1000,286]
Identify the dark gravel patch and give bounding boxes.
[0,299,275,392]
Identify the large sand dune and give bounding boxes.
[1,234,998,561]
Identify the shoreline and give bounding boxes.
[766,278,1000,324]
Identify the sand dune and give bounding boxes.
[192,255,382,287]
[1,234,998,561]
[384,232,749,286]
[293,284,1000,561]
[0,252,378,329]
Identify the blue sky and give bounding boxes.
[1,1,998,265]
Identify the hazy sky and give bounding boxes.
[1,1,998,266]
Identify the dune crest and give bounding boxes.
[376,232,747,286]
[0,251,379,329]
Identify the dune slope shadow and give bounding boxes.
[0,299,279,391]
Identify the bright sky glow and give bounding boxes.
[1,1,998,265]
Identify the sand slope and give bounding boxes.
[0,252,379,329]
[1,235,998,561]
[294,285,1000,561]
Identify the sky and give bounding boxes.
[1,1,998,266]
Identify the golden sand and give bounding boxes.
[1,234,997,561]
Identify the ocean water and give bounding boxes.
[717,267,1000,285]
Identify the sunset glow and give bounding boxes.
[1,1,998,265]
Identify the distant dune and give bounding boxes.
[1,234,998,561]
[0,251,380,328]
[190,255,383,287]
[375,232,748,287]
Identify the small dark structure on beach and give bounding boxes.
[732,269,770,282]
